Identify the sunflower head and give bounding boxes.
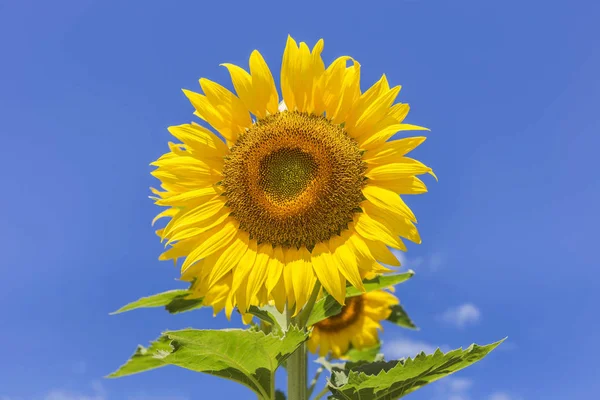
[222,111,367,250]
[150,36,434,317]
[308,290,399,358]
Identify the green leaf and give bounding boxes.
[105,336,173,376]
[386,304,418,330]
[329,338,505,399]
[306,272,414,326]
[109,327,308,399]
[275,390,286,400]
[247,305,287,332]
[345,344,383,363]
[307,296,344,326]
[346,271,415,298]
[110,290,203,315]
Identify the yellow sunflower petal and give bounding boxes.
[270,272,287,313]
[366,158,435,180]
[330,234,365,292]
[207,233,249,287]
[281,36,326,113]
[330,61,361,124]
[345,74,389,130]
[199,78,252,140]
[249,50,279,116]
[245,243,272,303]
[348,86,401,138]
[355,212,405,250]
[220,62,255,113]
[230,238,258,312]
[364,203,421,244]
[288,247,317,315]
[387,103,410,123]
[266,246,285,294]
[363,185,417,222]
[167,123,229,157]
[361,238,401,266]
[281,36,300,111]
[314,56,354,117]
[364,137,427,165]
[152,207,179,226]
[180,219,238,272]
[369,175,428,195]
[311,242,346,305]
[361,123,430,150]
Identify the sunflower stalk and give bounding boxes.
[287,282,321,400]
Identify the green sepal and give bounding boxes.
[346,271,414,298]
[386,304,418,330]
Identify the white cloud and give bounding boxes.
[447,396,469,400]
[488,392,522,400]
[382,338,448,359]
[389,249,443,273]
[430,377,474,400]
[44,382,105,400]
[440,303,481,328]
[447,378,473,392]
[127,396,189,400]
[40,383,188,400]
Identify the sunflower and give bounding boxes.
[308,290,398,358]
[151,36,434,317]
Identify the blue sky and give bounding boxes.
[1,0,598,399]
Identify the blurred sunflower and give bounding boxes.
[151,36,434,317]
[308,290,398,358]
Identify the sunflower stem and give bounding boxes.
[287,281,321,400]
[287,339,308,400]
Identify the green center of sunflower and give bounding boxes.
[222,111,366,250]
[315,295,364,332]
[258,147,319,203]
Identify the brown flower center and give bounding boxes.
[222,111,366,250]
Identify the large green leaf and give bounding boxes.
[110,290,203,315]
[307,272,415,326]
[328,338,505,399]
[386,304,418,330]
[108,327,308,399]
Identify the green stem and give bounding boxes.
[287,282,321,400]
[287,339,308,400]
